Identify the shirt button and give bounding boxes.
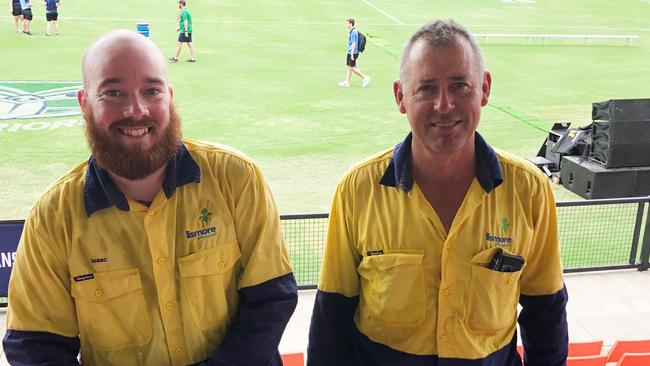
[157,257,166,265]
[95,289,102,297]
[166,302,174,310]
[442,334,449,342]
[444,243,451,249]
[507,278,514,285]
[175,347,184,356]
[218,261,225,269]
[442,289,450,296]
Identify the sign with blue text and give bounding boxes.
[0,221,24,304]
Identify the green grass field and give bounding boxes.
[2,0,650,222]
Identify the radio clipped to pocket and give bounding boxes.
[487,248,525,272]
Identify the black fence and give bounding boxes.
[280,214,329,290]
[556,197,650,273]
[283,196,650,288]
[2,197,649,292]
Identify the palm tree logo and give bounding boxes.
[199,208,213,227]
[500,217,511,234]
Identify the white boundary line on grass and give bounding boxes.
[360,0,404,25]
[2,14,650,31]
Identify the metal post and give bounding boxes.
[639,203,650,271]
[630,202,645,265]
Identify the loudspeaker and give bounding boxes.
[560,156,650,199]
[590,99,650,168]
[592,120,650,144]
[589,139,650,168]
[592,99,650,122]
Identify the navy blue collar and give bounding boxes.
[379,132,503,193]
[83,141,201,217]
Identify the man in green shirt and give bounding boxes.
[169,0,195,63]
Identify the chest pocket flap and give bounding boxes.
[358,251,425,326]
[465,248,523,334]
[178,241,241,278]
[178,241,242,331]
[70,268,151,350]
[72,268,142,302]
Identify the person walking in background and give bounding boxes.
[44,0,60,36]
[338,18,370,88]
[11,0,23,32]
[309,19,568,366]
[19,0,32,35]
[169,0,196,63]
[3,29,297,366]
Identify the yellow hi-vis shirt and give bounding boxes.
[6,139,294,365]
[317,133,565,360]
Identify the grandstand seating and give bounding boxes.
[607,339,650,363]
[569,340,604,357]
[566,355,608,366]
[518,339,650,366]
[281,352,304,366]
[615,352,650,366]
[518,340,604,359]
[564,340,608,366]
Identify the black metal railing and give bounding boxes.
[2,197,649,292]
[556,197,650,273]
[283,196,650,288]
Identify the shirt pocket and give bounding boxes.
[357,251,425,326]
[465,248,522,334]
[71,268,151,350]
[178,240,242,331]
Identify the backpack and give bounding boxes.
[357,31,367,53]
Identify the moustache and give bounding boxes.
[110,118,157,129]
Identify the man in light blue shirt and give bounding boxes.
[338,18,370,88]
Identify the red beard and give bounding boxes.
[83,104,182,180]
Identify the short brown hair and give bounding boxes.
[399,19,484,84]
[347,18,355,26]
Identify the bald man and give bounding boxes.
[3,29,297,366]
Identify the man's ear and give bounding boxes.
[77,89,86,109]
[481,71,492,107]
[393,80,407,114]
[168,85,174,99]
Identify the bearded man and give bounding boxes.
[3,29,297,366]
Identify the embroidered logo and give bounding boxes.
[185,207,217,240]
[486,217,514,246]
[91,257,108,264]
[199,207,213,227]
[500,217,511,234]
